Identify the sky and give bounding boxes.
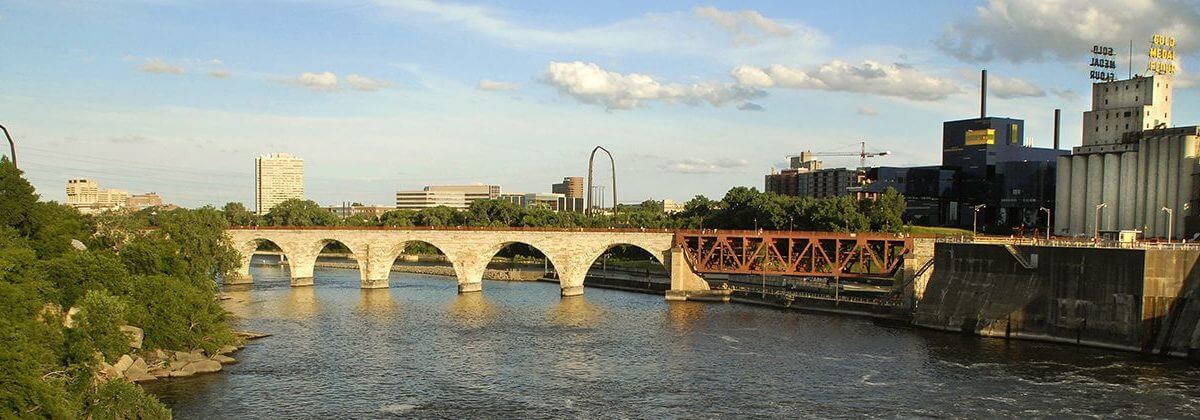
[2,0,1198,208]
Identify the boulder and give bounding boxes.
[217,345,239,356]
[185,360,222,374]
[211,354,236,364]
[119,326,144,349]
[149,369,172,379]
[168,369,194,378]
[63,307,80,328]
[174,350,205,363]
[124,357,148,376]
[147,349,168,363]
[128,372,158,383]
[113,355,134,373]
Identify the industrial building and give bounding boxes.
[1054,74,1197,239]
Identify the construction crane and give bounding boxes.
[788,141,890,170]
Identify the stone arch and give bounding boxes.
[229,236,294,285]
[586,242,670,275]
[362,238,457,290]
[479,240,569,294]
[286,237,369,287]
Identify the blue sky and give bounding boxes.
[2,0,1198,207]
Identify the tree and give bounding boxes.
[0,157,38,236]
[414,206,462,227]
[222,202,260,226]
[69,290,129,363]
[379,210,416,227]
[155,206,240,282]
[263,199,337,226]
[864,187,906,232]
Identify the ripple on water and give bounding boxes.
[145,264,1200,418]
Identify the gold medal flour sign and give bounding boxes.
[1148,34,1177,76]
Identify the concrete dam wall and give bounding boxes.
[913,243,1200,358]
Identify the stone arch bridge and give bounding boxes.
[226,227,711,297]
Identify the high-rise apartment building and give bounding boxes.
[551,177,584,199]
[65,178,130,214]
[255,153,304,215]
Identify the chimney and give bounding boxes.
[1053,109,1061,150]
[980,69,987,119]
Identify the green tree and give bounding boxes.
[0,157,38,236]
[155,207,241,282]
[864,187,906,232]
[263,199,337,226]
[222,202,260,226]
[85,379,171,420]
[379,209,416,227]
[69,290,129,364]
[414,206,462,226]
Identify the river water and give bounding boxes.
[146,262,1200,418]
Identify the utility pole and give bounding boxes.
[0,124,16,168]
[1039,207,1051,241]
[972,204,986,236]
[1162,206,1174,243]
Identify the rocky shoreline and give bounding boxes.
[98,329,269,384]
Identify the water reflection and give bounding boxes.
[220,286,254,318]
[281,286,319,319]
[666,301,705,332]
[447,292,496,328]
[356,288,397,318]
[548,296,602,328]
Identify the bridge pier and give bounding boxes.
[664,247,715,301]
[560,285,584,297]
[458,282,482,293]
[291,276,314,287]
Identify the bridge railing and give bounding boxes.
[227,225,679,233]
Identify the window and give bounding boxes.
[1125,124,1129,130]
[1105,99,1109,105]
[1166,96,1169,102]
[1124,111,1131,117]
[1135,96,1139,102]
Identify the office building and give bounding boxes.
[1055,74,1197,238]
[423,184,500,205]
[501,192,583,212]
[395,190,468,210]
[661,199,686,214]
[125,193,163,211]
[255,153,304,215]
[552,176,584,199]
[65,178,130,214]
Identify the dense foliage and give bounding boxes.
[225,186,907,233]
[0,157,238,418]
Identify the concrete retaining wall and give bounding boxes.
[914,242,1200,358]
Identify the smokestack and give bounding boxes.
[1053,109,1061,150]
[980,69,987,119]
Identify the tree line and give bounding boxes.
[1,157,239,418]
[225,186,907,233]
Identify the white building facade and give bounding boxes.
[255,153,304,215]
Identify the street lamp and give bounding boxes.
[1162,206,1173,243]
[1094,203,1108,243]
[1039,207,1051,241]
[0,123,15,168]
[972,204,986,236]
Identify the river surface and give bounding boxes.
[146,262,1200,418]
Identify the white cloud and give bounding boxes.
[857,106,879,116]
[936,0,1200,63]
[346,74,390,91]
[478,80,520,91]
[138,58,184,75]
[543,61,765,110]
[291,71,339,91]
[694,6,792,45]
[732,61,961,101]
[366,0,826,60]
[738,102,764,111]
[661,157,750,174]
[208,69,231,79]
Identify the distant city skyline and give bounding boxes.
[2,0,1197,207]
